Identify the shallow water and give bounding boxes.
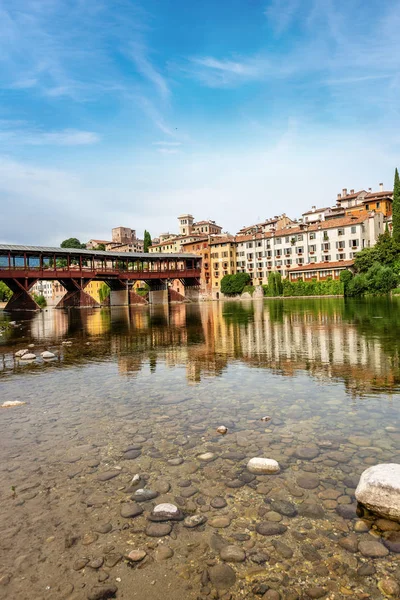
[0,298,399,600]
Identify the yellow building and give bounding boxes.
[85,280,104,304]
[209,237,237,298]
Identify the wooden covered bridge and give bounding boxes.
[0,244,201,310]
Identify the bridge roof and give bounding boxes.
[0,244,198,260]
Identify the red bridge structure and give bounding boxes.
[0,244,201,310]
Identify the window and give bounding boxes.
[257,241,262,247]
[296,258,304,265]
[297,246,304,254]
[308,244,316,252]
[275,250,282,257]
[336,253,346,260]
[322,242,330,251]
[377,201,380,208]
[349,239,359,248]
[322,255,331,262]
[285,236,289,243]
[365,205,369,210]
[284,248,292,255]
[297,234,303,241]
[275,237,282,244]
[246,242,253,248]
[338,228,344,236]
[309,256,317,263]
[351,226,356,233]
[336,241,345,249]
[309,232,316,240]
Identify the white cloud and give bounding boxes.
[157,148,179,155]
[129,41,170,100]
[153,141,182,146]
[0,125,100,146]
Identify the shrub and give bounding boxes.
[32,294,47,308]
[221,273,251,295]
[242,285,255,296]
[0,282,12,302]
[346,273,368,297]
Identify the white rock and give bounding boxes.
[198,452,215,462]
[20,353,36,361]
[41,351,56,359]
[355,463,400,521]
[216,426,228,435]
[2,401,26,408]
[247,457,280,474]
[15,349,29,357]
[153,503,179,516]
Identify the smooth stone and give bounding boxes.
[168,458,184,466]
[272,539,293,558]
[94,523,112,534]
[336,504,358,520]
[377,578,400,597]
[97,471,120,482]
[358,539,389,557]
[256,522,287,536]
[20,353,36,360]
[155,546,174,560]
[300,543,322,562]
[338,535,359,553]
[211,496,227,509]
[120,503,143,518]
[154,480,171,494]
[220,545,246,562]
[126,549,146,562]
[209,564,236,590]
[222,452,246,461]
[104,554,122,568]
[149,503,183,522]
[249,551,269,564]
[375,518,400,532]
[15,349,28,357]
[123,450,141,460]
[263,592,281,600]
[82,532,99,545]
[304,587,327,599]
[297,474,320,489]
[87,584,118,600]
[41,351,55,359]
[295,446,320,460]
[383,531,400,553]
[145,522,172,537]
[270,500,297,517]
[73,558,89,571]
[247,457,280,474]
[198,452,216,462]
[88,558,104,569]
[133,489,158,502]
[184,514,207,528]
[266,511,282,522]
[209,517,231,529]
[355,464,400,521]
[357,563,376,576]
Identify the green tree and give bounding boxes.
[60,238,86,249]
[0,282,12,301]
[94,243,106,251]
[99,283,110,303]
[32,294,47,308]
[340,269,354,296]
[144,230,152,253]
[393,167,400,243]
[221,273,251,295]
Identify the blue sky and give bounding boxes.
[1,0,400,244]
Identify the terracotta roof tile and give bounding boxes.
[287,259,354,272]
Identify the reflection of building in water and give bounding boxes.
[14,300,400,395]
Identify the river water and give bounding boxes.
[0,298,399,600]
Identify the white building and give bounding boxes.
[236,211,384,285]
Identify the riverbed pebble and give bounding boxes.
[247,457,280,474]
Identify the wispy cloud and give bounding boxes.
[157,147,179,155]
[0,122,100,146]
[129,41,170,100]
[184,56,266,87]
[265,0,302,35]
[153,141,182,146]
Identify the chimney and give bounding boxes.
[342,188,347,197]
[368,187,372,192]
[337,193,342,200]
[311,205,316,212]
[350,189,354,194]
[379,182,384,191]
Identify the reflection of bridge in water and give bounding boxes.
[0,244,201,310]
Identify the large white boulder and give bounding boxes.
[247,457,280,474]
[355,463,400,522]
